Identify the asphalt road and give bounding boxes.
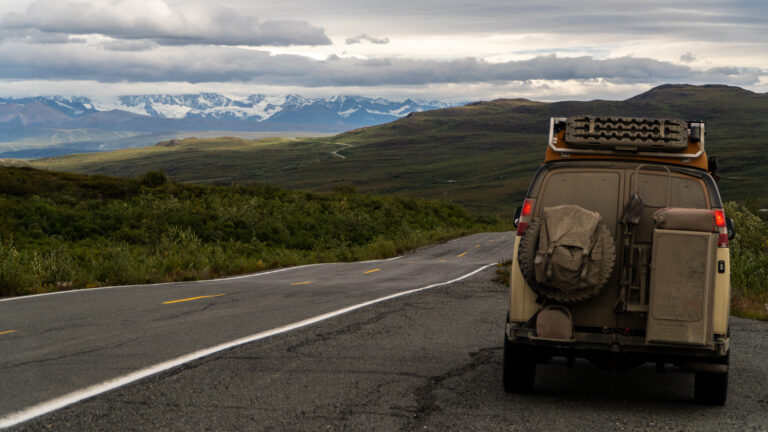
[9,266,768,431]
[0,231,513,428]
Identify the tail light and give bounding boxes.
[714,208,728,248]
[516,199,535,236]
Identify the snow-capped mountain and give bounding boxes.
[0,93,455,157]
[89,93,452,124]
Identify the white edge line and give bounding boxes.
[0,263,494,429]
[0,252,412,303]
[358,255,402,264]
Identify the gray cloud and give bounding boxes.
[0,27,71,44]
[0,41,761,88]
[680,52,696,63]
[101,39,159,52]
[237,0,768,43]
[0,0,332,46]
[345,33,390,44]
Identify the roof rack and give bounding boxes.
[547,116,706,161]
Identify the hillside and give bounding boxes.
[0,166,503,297]
[28,84,768,215]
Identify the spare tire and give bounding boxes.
[518,210,616,304]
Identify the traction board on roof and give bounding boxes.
[547,117,706,162]
[565,116,689,152]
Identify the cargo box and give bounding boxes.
[646,228,717,346]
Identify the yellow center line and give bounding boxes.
[439,259,447,262]
[489,239,494,243]
[162,294,226,305]
[0,329,17,336]
[364,268,381,274]
[457,252,468,258]
[291,281,313,285]
[474,244,480,248]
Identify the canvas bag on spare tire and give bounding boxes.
[534,204,614,301]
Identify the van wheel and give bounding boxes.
[694,370,728,405]
[503,335,536,393]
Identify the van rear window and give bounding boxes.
[538,171,621,236]
[631,173,707,208]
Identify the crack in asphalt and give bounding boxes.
[284,302,422,355]
[151,297,234,322]
[405,346,501,430]
[0,337,142,371]
[29,321,95,337]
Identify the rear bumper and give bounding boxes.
[506,321,730,373]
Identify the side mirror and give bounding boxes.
[513,206,522,228]
[726,217,735,240]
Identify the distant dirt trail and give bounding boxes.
[330,143,353,159]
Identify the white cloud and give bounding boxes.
[0,0,331,46]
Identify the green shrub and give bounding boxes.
[724,202,768,319]
[0,241,40,296]
[0,166,508,297]
[139,170,168,188]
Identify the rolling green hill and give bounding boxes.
[28,84,768,215]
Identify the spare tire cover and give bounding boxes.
[518,206,616,304]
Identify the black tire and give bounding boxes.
[503,334,536,393]
[694,370,728,405]
[517,218,541,293]
[517,217,616,304]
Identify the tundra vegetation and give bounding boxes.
[724,202,768,319]
[0,167,507,297]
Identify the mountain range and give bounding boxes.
[0,94,453,158]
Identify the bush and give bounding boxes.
[0,241,39,296]
[140,170,168,188]
[724,202,768,319]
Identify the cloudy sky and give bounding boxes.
[0,0,766,102]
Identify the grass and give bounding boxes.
[0,166,510,297]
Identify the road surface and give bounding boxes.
[7,264,768,431]
[0,231,513,428]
